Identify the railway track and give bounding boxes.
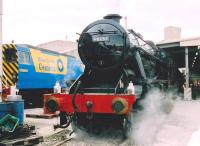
[39,129,72,146]
[38,126,132,146]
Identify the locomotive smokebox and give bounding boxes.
[103,14,122,23]
[78,13,128,71]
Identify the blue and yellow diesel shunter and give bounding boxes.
[2,44,83,107]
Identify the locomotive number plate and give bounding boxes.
[92,36,109,42]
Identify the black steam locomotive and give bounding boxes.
[73,14,183,95]
[45,14,183,138]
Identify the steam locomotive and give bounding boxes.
[44,14,183,137]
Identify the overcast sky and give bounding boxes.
[2,0,200,45]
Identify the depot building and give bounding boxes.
[157,26,200,99]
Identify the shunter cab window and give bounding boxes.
[18,51,31,64]
[4,49,17,63]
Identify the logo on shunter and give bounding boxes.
[57,59,64,72]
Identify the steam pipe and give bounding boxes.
[54,81,82,130]
[72,81,82,111]
[54,115,73,130]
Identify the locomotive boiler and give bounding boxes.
[44,14,183,137]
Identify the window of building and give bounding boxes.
[18,51,31,64]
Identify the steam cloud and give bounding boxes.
[67,88,179,146]
[130,88,177,145]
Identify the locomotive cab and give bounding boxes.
[2,44,18,87]
[2,44,18,100]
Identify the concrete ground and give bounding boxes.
[153,100,200,146]
[24,100,200,146]
[24,108,62,137]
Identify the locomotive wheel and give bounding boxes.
[122,112,133,139]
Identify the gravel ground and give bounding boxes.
[62,129,130,146]
[41,129,70,146]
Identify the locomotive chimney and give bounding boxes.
[103,14,122,23]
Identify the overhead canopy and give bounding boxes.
[180,37,200,47]
[157,37,200,74]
